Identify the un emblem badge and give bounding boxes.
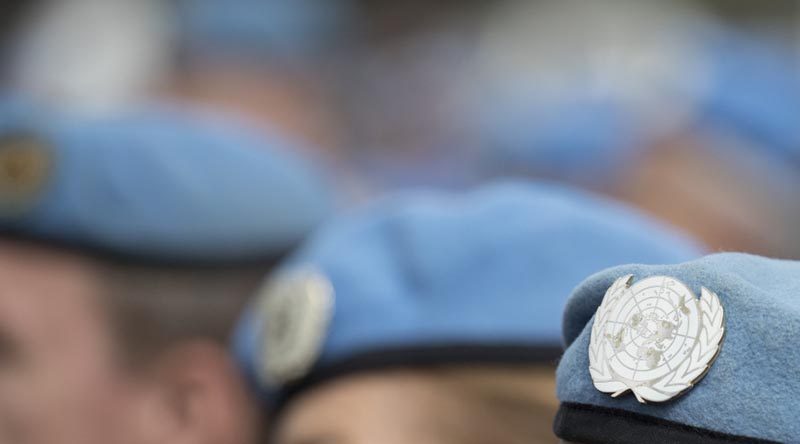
[589,275,724,403]
[257,268,334,386]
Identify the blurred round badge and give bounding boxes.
[258,267,334,386]
[589,275,725,403]
[0,134,52,212]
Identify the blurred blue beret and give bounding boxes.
[177,0,353,60]
[0,104,333,262]
[555,253,800,443]
[234,181,704,405]
[699,32,800,168]
[477,98,642,185]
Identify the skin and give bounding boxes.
[0,239,257,444]
[274,368,560,444]
[275,372,455,444]
[612,136,799,257]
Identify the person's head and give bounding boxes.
[0,101,332,444]
[0,237,266,444]
[611,30,800,259]
[235,181,704,443]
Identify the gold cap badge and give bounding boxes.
[0,134,52,213]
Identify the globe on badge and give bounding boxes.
[589,275,725,403]
[257,267,335,387]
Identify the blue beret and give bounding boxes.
[555,253,800,443]
[699,32,800,168]
[234,181,703,405]
[477,98,642,184]
[0,105,333,262]
[177,0,353,59]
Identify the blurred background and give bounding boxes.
[1,0,799,258]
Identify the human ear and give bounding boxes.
[141,340,259,444]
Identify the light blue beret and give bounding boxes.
[234,181,704,405]
[177,0,353,59]
[555,253,800,443]
[699,32,800,168]
[477,98,641,185]
[0,104,332,262]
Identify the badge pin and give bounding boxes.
[257,267,334,386]
[589,275,725,403]
[0,135,52,211]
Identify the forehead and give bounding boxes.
[276,372,463,444]
[0,238,104,334]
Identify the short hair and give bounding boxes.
[96,257,277,365]
[0,234,277,364]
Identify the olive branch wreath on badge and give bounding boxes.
[589,275,725,403]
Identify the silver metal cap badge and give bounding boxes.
[589,275,725,403]
[257,267,334,387]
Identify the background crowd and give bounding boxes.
[1,0,799,259]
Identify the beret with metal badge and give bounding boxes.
[234,181,705,408]
[555,253,800,444]
[0,102,333,263]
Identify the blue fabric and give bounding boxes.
[478,99,641,184]
[177,0,353,58]
[557,253,800,443]
[236,181,704,397]
[698,32,800,168]
[476,30,800,183]
[0,105,333,261]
